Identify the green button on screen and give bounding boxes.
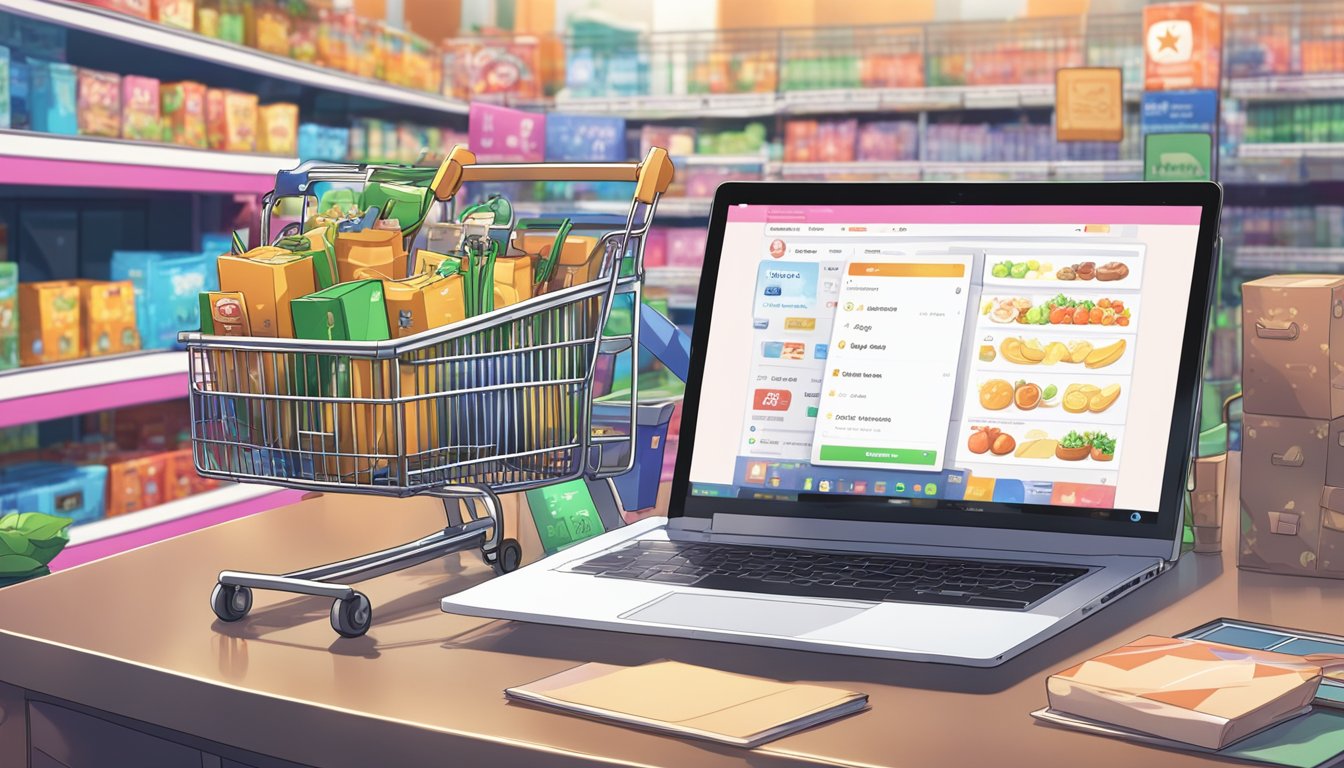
[818,445,937,466]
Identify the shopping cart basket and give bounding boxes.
[182,146,675,637]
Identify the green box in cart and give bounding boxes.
[0,262,17,371]
[289,279,390,397]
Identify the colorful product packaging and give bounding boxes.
[223,89,258,151]
[251,2,291,56]
[515,232,601,293]
[81,0,151,18]
[27,59,77,135]
[76,279,140,356]
[0,463,108,526]
[256,102,298,155]
[0,262,16,371]
[160,81,206,147]
[76,68,121,138]
[1143,3,1222,91]
[153,0,195,30]
[198,290,251,336]
[18,281,81,366]
[121,75,162,142]
[205,88,227,150]
[291,279,390,343]
[333,228,408,284]
[0,45,10,130]
[8,59,27,131]
[105,453,165,516]
[368,270,465,339]
[162,447,200,502]
[110,250,216,350]
[492,252,534,308]
[216,249,317,338]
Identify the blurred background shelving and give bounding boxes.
[2,0,1344,563]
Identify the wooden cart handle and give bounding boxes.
[430,145,675,206]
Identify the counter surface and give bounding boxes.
[4,456,1344,767]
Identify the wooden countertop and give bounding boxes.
[4,455,1344,767]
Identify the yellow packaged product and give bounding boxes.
[216,249,317,338]
[19,281,82,366]
[493,251,534,308]
[75,280,140,356]
[515,231,600,293]
[334,228,408,284]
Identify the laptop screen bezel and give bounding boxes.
[668,181,1222,542]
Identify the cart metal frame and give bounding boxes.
[183,146,674,637]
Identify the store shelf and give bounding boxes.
[515,197,713,218]
[1228,73,1344,101]
[53,484,304,570]
[554,82,1143,119]
[1238,143,1344,160]
[674,154,769,166]
[0,0,469,117]
[1232,246,1344,271]
[0,130,292,193]
[0,350,187,428]
[771,160,1142,181]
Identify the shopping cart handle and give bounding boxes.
[431,146,675,206]
[640,308,691,383]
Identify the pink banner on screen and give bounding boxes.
[468,103,546,162]
[726,205,1202,225]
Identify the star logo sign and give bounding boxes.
[1157,26,1180,53]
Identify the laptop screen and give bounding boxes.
[685,202,1207,529]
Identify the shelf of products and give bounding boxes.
[2,0,467,114]
[0,350,187,428]
[0,130,292,192]
[63,482,297,547]
[771,160,1144,181]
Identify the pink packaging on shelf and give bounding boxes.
[643,228,668,268]
[666,228,708,269]
[121,75,162,142]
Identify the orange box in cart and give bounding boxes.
[18,281,81,366]
[1241,275,1344,420]
[75,280,140,357]
[216,251,316,338]
[1143,3,1221,91]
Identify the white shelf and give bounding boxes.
[1238,143,1344,160]
[555,83,1142,119]
[674,154,769,166]
[1233,246,1344,271]
[0,350,185,401]
[1,129,294,178]
[515,197,712,218]
[771,160,1142,180]
[1228,73,1344,101]
[67,483,287,545]
[1,0,468,116]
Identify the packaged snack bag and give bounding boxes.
[76,68,120,138]
[153,0,194,30]
[223,90,258,151]
[256,102,298,155]
[121,75,162,142]
[18,281,81,365]
[75,279,139,356]
[160,80,206,147]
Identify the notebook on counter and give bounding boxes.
[505,660,868,748]
[1032,619,1344,768]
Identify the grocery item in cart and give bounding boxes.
[75,279,139,356]
[493,249,535,308]
[160,80,207,148]
[361,268,465,338]
[18,280,80,365]
[198,291,251,336]
[514,228,598,294]
[121,75,161,142]
[333,228,408,283]
[76,68,120,137]
[0,262,16,371]
[217,249,317,338]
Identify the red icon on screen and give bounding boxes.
[753,389,793,411]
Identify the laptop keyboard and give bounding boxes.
[570,541,1089,611]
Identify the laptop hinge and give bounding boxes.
[704,513,1174,561]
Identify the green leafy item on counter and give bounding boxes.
[0,512,72,575]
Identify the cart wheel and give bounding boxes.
[490,539,523,575]
[210,583,252,622]
[330,592,372,638]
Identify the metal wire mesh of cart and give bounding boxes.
[1225,1,1344,79]
[185,276,615,498]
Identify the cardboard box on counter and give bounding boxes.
[1242,275,1344,421]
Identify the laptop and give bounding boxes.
[442,182,1223,666]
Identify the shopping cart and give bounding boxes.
[181,146,674,637]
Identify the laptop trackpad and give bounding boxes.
[621,592,868,637]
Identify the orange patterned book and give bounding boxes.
[1047,636,1339,749]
